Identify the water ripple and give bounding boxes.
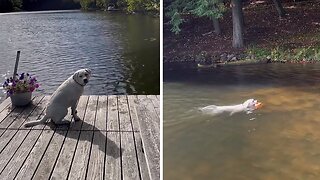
[0,11,159,100]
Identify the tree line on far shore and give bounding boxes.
[0,0,159,13]
[0,0,80,12]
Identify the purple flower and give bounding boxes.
[19,73,24,80]
[30,87,35,92]
[2,72,40,96]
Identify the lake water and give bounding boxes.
[0,10,159,101]
[164,63,320,180]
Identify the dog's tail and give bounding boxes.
[24,114,49,127]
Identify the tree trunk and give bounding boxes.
[239,2,245,27]
[272,0,286,18]
[213,18,221,35]
[212,0,223,35]
[231,0,244,48]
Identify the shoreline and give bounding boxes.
[0,9,159,17]
[0,9,81,15]
[164,56,319,70]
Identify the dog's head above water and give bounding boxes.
[243,99,263,110]
[73,68,91,86]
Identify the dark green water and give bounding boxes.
[164,63,320,180]
[0,11,159,101]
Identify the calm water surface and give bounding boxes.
[0,11,159,101]
[164,64,320,180]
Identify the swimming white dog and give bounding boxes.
[200,99,262,116]
[24,68,91,127]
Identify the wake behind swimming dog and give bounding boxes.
[199,99,263,116]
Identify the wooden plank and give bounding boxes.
[0,96,42,137]
[69,96,89,130]
[68,131,94,180]
[146,95,160,118]
[94,96,107,131]
[0,103,16,124]
[121,131,140,180]
[68,96,98,180]
[0,98,48,178]
[107,95,119,131]
[0,130,29,172]
[32,130,67,180]
[118,95,133,131]
[135,96,160,180]
[0,96,46,153]
[106,95,121,180]
[36,97,75,180]
[118,95,140,180]
[128,96,150,180]
[14,129,55,180]
[137,96,160,140]
[133,132,150,180]
[87,130,106,180]
[138,95,159,129]
[86,96,107,180]
[127,96,141,131]
[49,96,88,180]
[9,96,45,129]
[0,126,44,179]
[0,98,11,113]
[0,96,39,129]
[0,106,23,128]
[105,132,121,180]
[81,95,98,130]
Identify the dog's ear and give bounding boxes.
[85,68,91,75]
[73,71,80,79]
[243,99,253,107]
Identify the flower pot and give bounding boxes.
[10,92,32,106]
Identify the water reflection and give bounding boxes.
[0,11,159,101]
[164,64,320,180]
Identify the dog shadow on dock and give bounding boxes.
[48,121,123,159]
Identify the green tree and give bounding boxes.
[80,0,91,10]
[0,0,22,12]
[126,0,159,12]
[11,0,22,11]
[166,0,225,34]
[96,0,108,9]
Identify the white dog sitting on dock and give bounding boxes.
[199,99,262,116]
[24,68,91,127]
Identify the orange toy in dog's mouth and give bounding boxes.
[255,102,263,109]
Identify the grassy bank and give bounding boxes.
[246,46,320,63]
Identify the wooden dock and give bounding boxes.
[0,95,159,180]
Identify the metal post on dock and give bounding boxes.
[13,51,20,80]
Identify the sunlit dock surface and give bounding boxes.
[0,95,159,180]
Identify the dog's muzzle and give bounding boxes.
[84,79,88,84]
